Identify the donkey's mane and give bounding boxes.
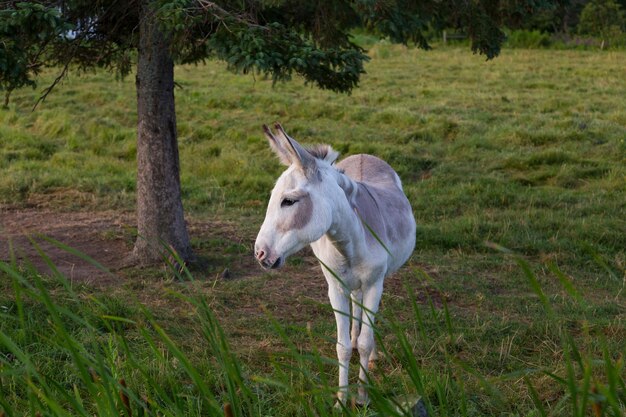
[306,144,339,165]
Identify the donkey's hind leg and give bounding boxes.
[350,290,362,350]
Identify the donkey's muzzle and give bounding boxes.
[261,257,282,269]
[269,257,283,269]
[258,256,282,270]
[255,245,283,269]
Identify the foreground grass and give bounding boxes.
[0,45,625,415]
[0,249,624,416]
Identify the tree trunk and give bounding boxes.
[133,0,192,265]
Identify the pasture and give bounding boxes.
[0,44,625,416]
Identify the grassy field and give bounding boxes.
[0,44,625,416]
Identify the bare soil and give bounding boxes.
[0,207,263,286]
[0,207,440,319]
[1,207,134,285]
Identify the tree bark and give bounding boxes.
[133,0,192,265]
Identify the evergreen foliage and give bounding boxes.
[0,3,71,103]
[0,0,556,263]
[1,0,554,99]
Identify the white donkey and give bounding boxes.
[255,124,416,405]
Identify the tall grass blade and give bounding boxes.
[442,298,454,337]
[453,357,506,410]
[38,234,113,275]
[578,359,593,417]
[516,257,554,317]
[196,297,254,417]
[391,321,434,415]
[146,320,222,414]
[159,237,195,282]
[563,341,580,415]
[547,262,586,305]
[601,341,626,416]
[582,242,620,283]
[7,262,26,335]
[355,209,392,258]
[316,256,349,293]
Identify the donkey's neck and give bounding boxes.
[311,172,365,265]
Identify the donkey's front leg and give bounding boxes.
[356,280,384,406]
[328,285,352,405]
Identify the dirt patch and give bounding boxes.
[0,207,135,286]
[0,206,444,365]
[0,207,437,320]
[0,207,265,286]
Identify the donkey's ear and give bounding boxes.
[273,123,318,177]
[263,124,292,166]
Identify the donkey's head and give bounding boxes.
[255,124,339,269]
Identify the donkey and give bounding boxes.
[255,124,416,405]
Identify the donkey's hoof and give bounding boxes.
[333,400,347,410]
[355,396,370,408]
[334,393,348,410]
[368,360,376,371]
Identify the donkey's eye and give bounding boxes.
[281,198,298,207]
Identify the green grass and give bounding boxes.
[0,248,624,416]
[1,47,624,264]
[1,44,625,415]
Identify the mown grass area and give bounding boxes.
[1,44,625,416]
[1,46,624,266]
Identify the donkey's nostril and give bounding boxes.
[255,249,266,261]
